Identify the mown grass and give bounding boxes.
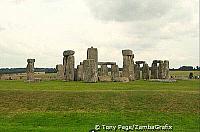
[0,80,199,91]
[0,80,199,132]
[0,112,198,132]
[170,71,200,77]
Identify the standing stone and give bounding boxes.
[151,61,158,79]
[63,56,67,70]
[66,55,75,81]
[164,60,170,79]
[100,64,108,76]
[134,64,140,80]
[142,63,150,80]
[63,50,75,81]
[83,59,98,83]
[111,64,119,80]
[26,59,35,81]
[158,61,164,79]
[87,46,98,71]
[77,62,84,81]
[122,49,135,81]
[56,64,64,80]
[74,68,77,81]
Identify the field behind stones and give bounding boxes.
[0,79,199,132]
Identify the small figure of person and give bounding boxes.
[188,72,193,79]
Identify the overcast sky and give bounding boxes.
[0,0,199,68]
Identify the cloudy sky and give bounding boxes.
[0,0,199,68]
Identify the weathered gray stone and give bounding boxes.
[63,50,75,57]
[111,64,119,80]
[77,62,83,81]
[100,64,108,76]
[151,61,158,79]
[142,63,150,80]
[74,68,77,81]
[56,64,64,80]
[134,64,140,80]
[135,61,145,64]
[157,60,163,63]
[98,62,116,65]
[26,59,35,81]
[63,56,67,69]
[164,60,169,79]
[122,50,135,81]
[114,77,129,82]
[63,50,75,81]
[27,59,35,63]
[83,59,98,83]
[158,61,164,79]
[122,50,133,56]
[87,46,98,71]
[153,60,162,63]
[98,76,112,82]
[65,55,75,81]
[151,60,169,79]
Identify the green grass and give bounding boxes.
[0,80,199,132]
[0,80,199,91]
[170,71,200,77]
[0,112,198,132]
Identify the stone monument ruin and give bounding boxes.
[135,61,150,80]
[151,60,169,79]
[26,59,35,82]
[53,46,170,83]
[63,50,75,81]
[83,59,98,83]
[98,62,116,82]
[56,64,64,80]
[122,50,135,81]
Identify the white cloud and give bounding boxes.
[0,0,199,68]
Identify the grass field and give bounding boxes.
[0,80,199,132]
[170,71,200,77]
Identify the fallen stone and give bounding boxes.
[98,76,112,82]
[113,77,129,82]
[149,79,177,83]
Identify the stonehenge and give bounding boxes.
[122,50,135,81]
[99,64,108,76]
[142,63,150,80]
[151,60,159,79]
[151,60,169,79]
[53,46,170,83]
[26,59,35,81]
[56,64,64,80]
[83,59,98,83]
[87,47,98,71]
[63,50,75,81]
[163,60,170,79]
[77,62,84,81]
[111,64,119,80]
[135,61,145,80]
[98,62,117,82]
[158,60,164,79]
[134,61,150,80]
[82,47,99,83]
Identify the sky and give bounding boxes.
[0,0,199,68]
